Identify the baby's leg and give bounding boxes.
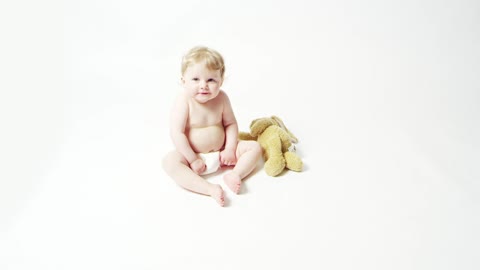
[163,151,224,206]
[224,141,262,193]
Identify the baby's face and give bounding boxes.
[182,62,223,103]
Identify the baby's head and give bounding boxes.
[181,46,225,79]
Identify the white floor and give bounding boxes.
[1,1,479,269]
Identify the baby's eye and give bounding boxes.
[207,78,216,82]
[192,78,199,81]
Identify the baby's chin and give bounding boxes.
[194,93,217,103]
[194,96,212,103]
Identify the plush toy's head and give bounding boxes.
[250,116,298,144]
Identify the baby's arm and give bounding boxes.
[170,95,205,173]
[220,92,238,165]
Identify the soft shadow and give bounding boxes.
[222,196,231,207]
[238,181,249,194]
[237,161,264,194]
[243,161,264,183]
[301,162,309,172]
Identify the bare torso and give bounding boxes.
[186,94,225,153]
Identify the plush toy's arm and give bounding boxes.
[239,132,256,141]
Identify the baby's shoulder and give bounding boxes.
[174,92,189,103]
[177,91,188,100]
[172,92,190,111]
[217,89,230,100]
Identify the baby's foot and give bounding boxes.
[209,185,225,207]
[224,172,241,194]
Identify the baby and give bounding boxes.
[162,46,262,206]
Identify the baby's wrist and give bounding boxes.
[224,147,236,153]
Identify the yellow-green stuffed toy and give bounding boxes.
[239,116,303,176]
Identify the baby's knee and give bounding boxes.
[162,151,181,172]
[250,141,262,156]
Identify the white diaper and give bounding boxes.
[199,151,221,175]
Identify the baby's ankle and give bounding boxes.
[208,184,222,195]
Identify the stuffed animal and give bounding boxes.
[239,116,303,176]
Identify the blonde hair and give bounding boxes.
[181,46,225,79]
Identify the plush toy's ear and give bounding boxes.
[271,116,299,143]
[250,118,276,137]
[239,131,257,141]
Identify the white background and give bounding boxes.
[1,0,479,269]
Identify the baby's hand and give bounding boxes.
[190,158,206,175]
[220,149,236,166]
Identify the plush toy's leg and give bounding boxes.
[162,151,225,206]
[284,152,303,172]
[264,137,286,176]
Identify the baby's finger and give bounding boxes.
[221,158,228,165]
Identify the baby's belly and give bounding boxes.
[187,125,225,153]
